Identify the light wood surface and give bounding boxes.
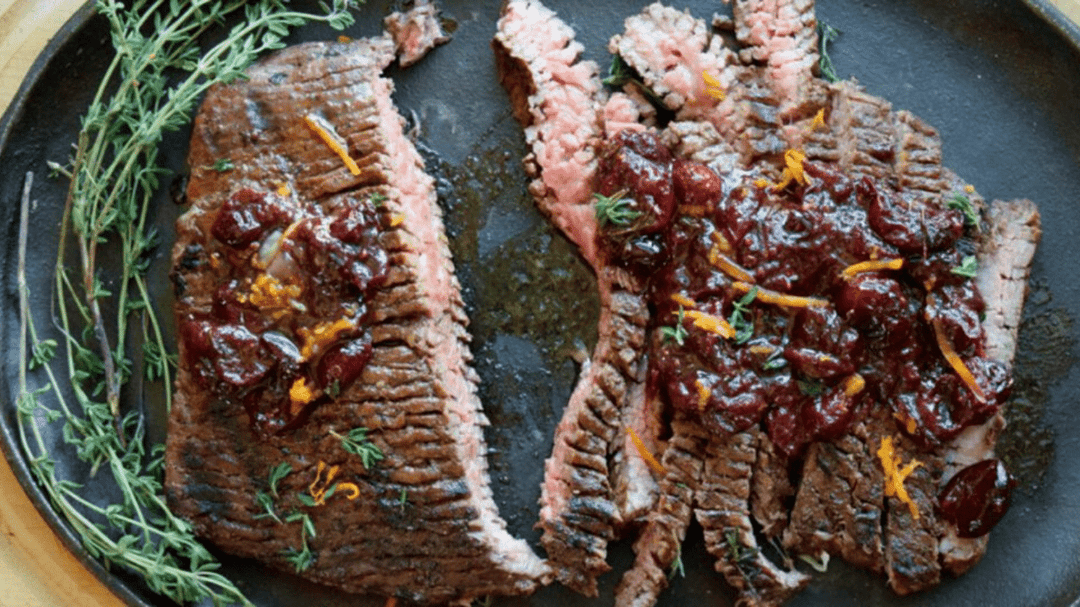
[0,1,1078,607]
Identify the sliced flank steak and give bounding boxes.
[166,29,549,604]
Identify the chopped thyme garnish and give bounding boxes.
[332,427,385,469]
[369,191,387,207]
[282,510,318,572]
[948,193,980,227]
[661,307,689,346]
[268,462,292,498]
[728,286,759,344]
[594,191,641,227]
[724,529,761,585]
[327,379,342,399]
[603,53,633,87]
[252,491,282,523]
[602,53,664,105]
[798,378,825,397]
[762,349,787,370]
[818,22,841,83]
[668,543,686,579]
[951,255,978,278]
[399,488,409,512]
[211,158,235,172]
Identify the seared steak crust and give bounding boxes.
[167,36,548,603]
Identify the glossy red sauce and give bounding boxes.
[596,130,1013,535]
[178,188,388,436]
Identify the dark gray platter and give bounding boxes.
[1,1,1079,606]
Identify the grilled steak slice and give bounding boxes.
[166,35,549,603]
[732,0,818,105]
[614,413,710,607]
[696,430,810,607]
[937,197,1040,574]
[783,417,887,573]
[495,0,662,595]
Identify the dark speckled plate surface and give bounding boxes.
[2,1,1079,606]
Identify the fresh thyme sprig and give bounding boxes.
[16,1,360,604]
[660,307,689,346]
[331,427,385,469]
[817,22,841,83]
[728,286,758,345]
[948,193,980,227]
[593,190,641,227]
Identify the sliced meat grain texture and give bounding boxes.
[166,22,550,605]
[496,1,1040,606]
[494,0,654,595]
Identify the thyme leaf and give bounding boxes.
[661,307,689,346]
[728,286,758,344]
[593,191,641,227]
[211,158,235,172]
[268,461,292,498]
[668,541,686,579]
[951,255,978,278]
[332,427,385,469]
[948,194,980,227]
[818,22,841,83]
[602,54,665,106]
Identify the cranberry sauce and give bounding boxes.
[177,188,388,436]
[596,130,1010,463]
[938,459,1015,538]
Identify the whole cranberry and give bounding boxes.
[938,459,1014,538]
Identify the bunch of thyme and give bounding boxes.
[16,0,359,604]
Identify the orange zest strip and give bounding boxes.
[731,281,829,309]
[336,482,361,500]
[309,462,342,506]
[843,373,866,397]
[710,230,733,254]
[680,204,709,217]
[841,258,904,278]
[702,70,725,101]
[930,316,988,404]
[276,183,291,197]
[684,310,737,339]
[670,293,697,308]
[693,379,712,410]
[772,148,809,191]
[753,177,770,189]
[809,107,827,132]
[784,148,808,183]
[627,426,668,477]
[389,213,406,227]
[298,317,356,360]
[712,253,755,283]
[877,436,922,520]
[289,378,317,415]
[304,114,362,176]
